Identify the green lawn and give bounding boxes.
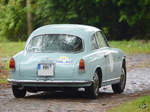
[109,95,150,112]
[110,40,150,54]
[0,42,26,58]
[0,40,150,58]
[0,79,8,83]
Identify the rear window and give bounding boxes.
[26,34,83,53]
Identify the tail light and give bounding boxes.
[79,59,85,71]
[9,58,15,72]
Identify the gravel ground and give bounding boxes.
[0,54,150,112]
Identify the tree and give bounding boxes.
[0,0,27,41]
[0,0,150,41]
[26,0,32,36]
[113,0,150,39]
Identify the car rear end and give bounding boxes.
[8,34,93,92]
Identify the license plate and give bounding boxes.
[38,63,54,76]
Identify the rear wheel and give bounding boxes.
[85,71,100,99]
[12,85,26,98]
[112,66,126,93]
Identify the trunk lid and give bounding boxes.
[19,52,80,80]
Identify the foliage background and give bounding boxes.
[0,0,150,41]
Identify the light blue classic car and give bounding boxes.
[8,24,126,99]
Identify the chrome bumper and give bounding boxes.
[8,79,93,85]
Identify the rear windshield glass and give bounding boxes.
[26,34,83,53]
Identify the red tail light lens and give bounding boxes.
[79,59,85,71]
[9,58,15,71]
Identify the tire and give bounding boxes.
[85,71,100,99]
[112,66,126,94]
[12,85,26,98]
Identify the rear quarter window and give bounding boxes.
[91,35,99,50]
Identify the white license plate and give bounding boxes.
[38,64,54,76]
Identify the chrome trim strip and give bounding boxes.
[102,77,120,83]
[8,79,93,84]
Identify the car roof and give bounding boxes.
[29,24,101,39]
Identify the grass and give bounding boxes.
[0,79,8,83]
[0,42,25,58]
[109,95,150,112]
[110,40,150,54]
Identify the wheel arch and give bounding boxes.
[122,56,126,73]
[95,67,103,87]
